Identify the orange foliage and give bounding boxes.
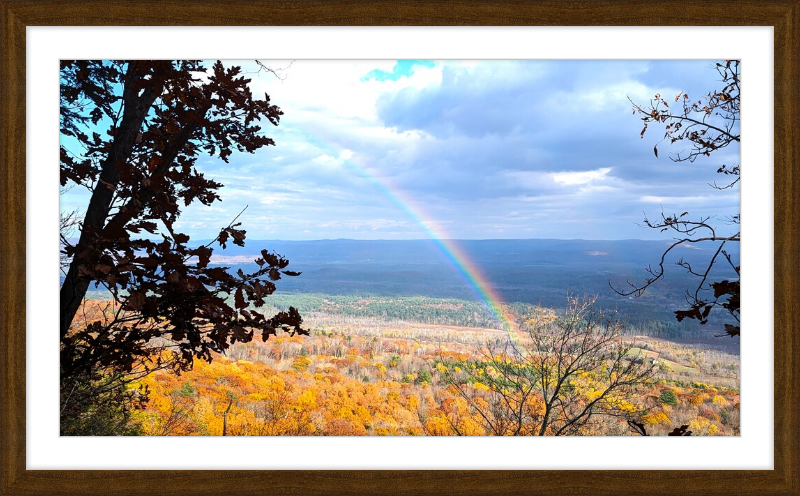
[133,330,739,437]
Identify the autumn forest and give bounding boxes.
[68,292,740,437]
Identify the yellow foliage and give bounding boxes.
[689,416,710,433]
[711,395,728,406]
[424,414,453,436]
[457,417,486,436]
[688,394,706,406]
[291,355,312,372]
[584,389,603,401]
[296,389,317,411]
[642,411,671,426]
[604,397,637,414]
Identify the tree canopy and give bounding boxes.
[60,60,306,395]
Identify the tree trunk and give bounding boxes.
[222,399,233,436]
[538,403,552,436]
[60,62,162,340]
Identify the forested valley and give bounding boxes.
[70,291,740,437]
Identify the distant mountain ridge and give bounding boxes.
[190,238,738,267]
[68,238,739,344]
[202,239,738,336]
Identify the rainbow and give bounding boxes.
[303,137,524,349]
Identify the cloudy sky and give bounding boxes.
[63,60,741,241]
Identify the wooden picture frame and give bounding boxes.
[2,1,797,495]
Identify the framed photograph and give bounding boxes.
[2,2,798,495]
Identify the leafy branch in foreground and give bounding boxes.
[612,60,740,337]
[60,60,305,433]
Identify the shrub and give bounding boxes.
[712,395,729,406]
[416,369,432,385]
[642,410,671,426]
[688,393,705,406]
[689,416,710,433]
[699,406,720,421]
[176,382,196,397]
[660,390,678,406]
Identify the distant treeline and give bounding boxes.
[249,293,735,349]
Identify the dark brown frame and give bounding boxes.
[2,1,798,495]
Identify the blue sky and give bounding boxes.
[61,60,740,241]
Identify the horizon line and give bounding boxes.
[63,236,677,244]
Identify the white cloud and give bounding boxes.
[248,60,442,123]
[318,218,411,231]
[551,167,612,185]
[123,60,740,240]
[639,195,709,204]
